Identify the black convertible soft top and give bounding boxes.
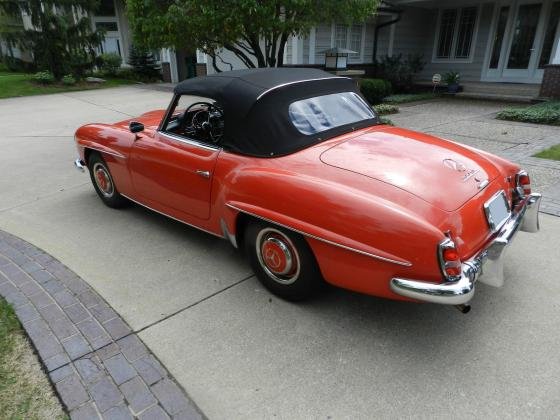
[173,68,377,157]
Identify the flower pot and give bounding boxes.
[447,83,460,93]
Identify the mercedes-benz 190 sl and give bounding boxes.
[74,68,541,312]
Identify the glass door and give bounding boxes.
[485,0,553,82]
[502,2,544,77]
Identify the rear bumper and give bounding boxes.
[390,193,542,305]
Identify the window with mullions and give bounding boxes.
[435,7,478,61]
[333,23,363,59]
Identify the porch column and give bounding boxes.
[539,34,560,98]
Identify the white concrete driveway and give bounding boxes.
[1,87,559,419]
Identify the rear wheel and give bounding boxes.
[87,152,128,208]
[244,221,323,301]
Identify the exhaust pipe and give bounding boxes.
[455,304,471,314]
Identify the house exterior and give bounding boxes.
[197,0,560,95]
[2,0,559,95]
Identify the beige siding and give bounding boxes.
[390,3,494,82]
[314,23,332,64]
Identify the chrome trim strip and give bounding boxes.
[121,194,224,239]
[255,77,350,101]
[478,179,489,190]
[437,238,461,282]
[157,131,221,152]
[226,203,412,267]
[390,192,541,305]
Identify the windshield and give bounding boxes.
[288,92,375,135]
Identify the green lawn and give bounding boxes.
[0,71,135,99]
[0,297,66,419]
[496,101,560,125]
[534,144,560,161]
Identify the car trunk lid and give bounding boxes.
[319,126,500,212]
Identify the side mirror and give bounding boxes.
[129,121,144,133]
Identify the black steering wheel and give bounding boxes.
[183,101,224,143]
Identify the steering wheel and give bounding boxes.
[183,102,224,143]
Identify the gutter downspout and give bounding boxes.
[373,2,403,62]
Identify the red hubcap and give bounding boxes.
[261,238,289,275]
[96,169,109,191]
[93,163,113,197]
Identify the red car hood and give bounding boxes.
[114,109,166,130]
[320,126,500,212]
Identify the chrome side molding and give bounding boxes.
[226,203,412,267]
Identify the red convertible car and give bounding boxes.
[74,68,541,312]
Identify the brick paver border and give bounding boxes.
[0,229,204,420]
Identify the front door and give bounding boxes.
[485,0,560,82]
[129,132,219,220]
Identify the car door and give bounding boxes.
[128,130,219,220]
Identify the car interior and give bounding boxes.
[164,98,225,144]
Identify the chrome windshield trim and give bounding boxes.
[255,77,350,101]
[226,203,412,267]
[121,194,224,239]
[157,131,221,152]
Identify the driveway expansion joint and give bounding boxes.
[0,229,204,420]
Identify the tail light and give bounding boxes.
[516,170,531,196]
[438,238,462,280]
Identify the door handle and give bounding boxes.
[196,170,211,178]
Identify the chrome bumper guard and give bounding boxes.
[390,193,542,305]
[74,158,86,172]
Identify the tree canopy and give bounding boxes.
[127,0,379,71]
[0,0,103,78]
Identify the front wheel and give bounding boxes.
[87,152,128,208]
[244,222,323,301]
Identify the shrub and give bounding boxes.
[128,46,161,82]
[32,71,55,84]
[443,71,460,85]
[379,117,394,126]
[62,74,76,85]
[2,56,36,73]
[375,53,426,93]
[360,78,392,104]
[383,93,439,104]
[116,67,139,81]
[98,53,122,76]
[496,101,560,125]
[68,51,95,79]
[373,103,399,115]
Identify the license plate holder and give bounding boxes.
[484,190,510,232]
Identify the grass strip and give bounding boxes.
[0,297,66,419]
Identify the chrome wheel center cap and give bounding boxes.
[261,237,293,276]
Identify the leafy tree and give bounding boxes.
[128,45,161,81]
[0,0,103,78]
[127,0,379,71]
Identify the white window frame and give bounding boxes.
[432,5,481,64]
[330,22,366,63]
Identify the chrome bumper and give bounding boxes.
[74,158,86,172]
[390,193,542,305]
